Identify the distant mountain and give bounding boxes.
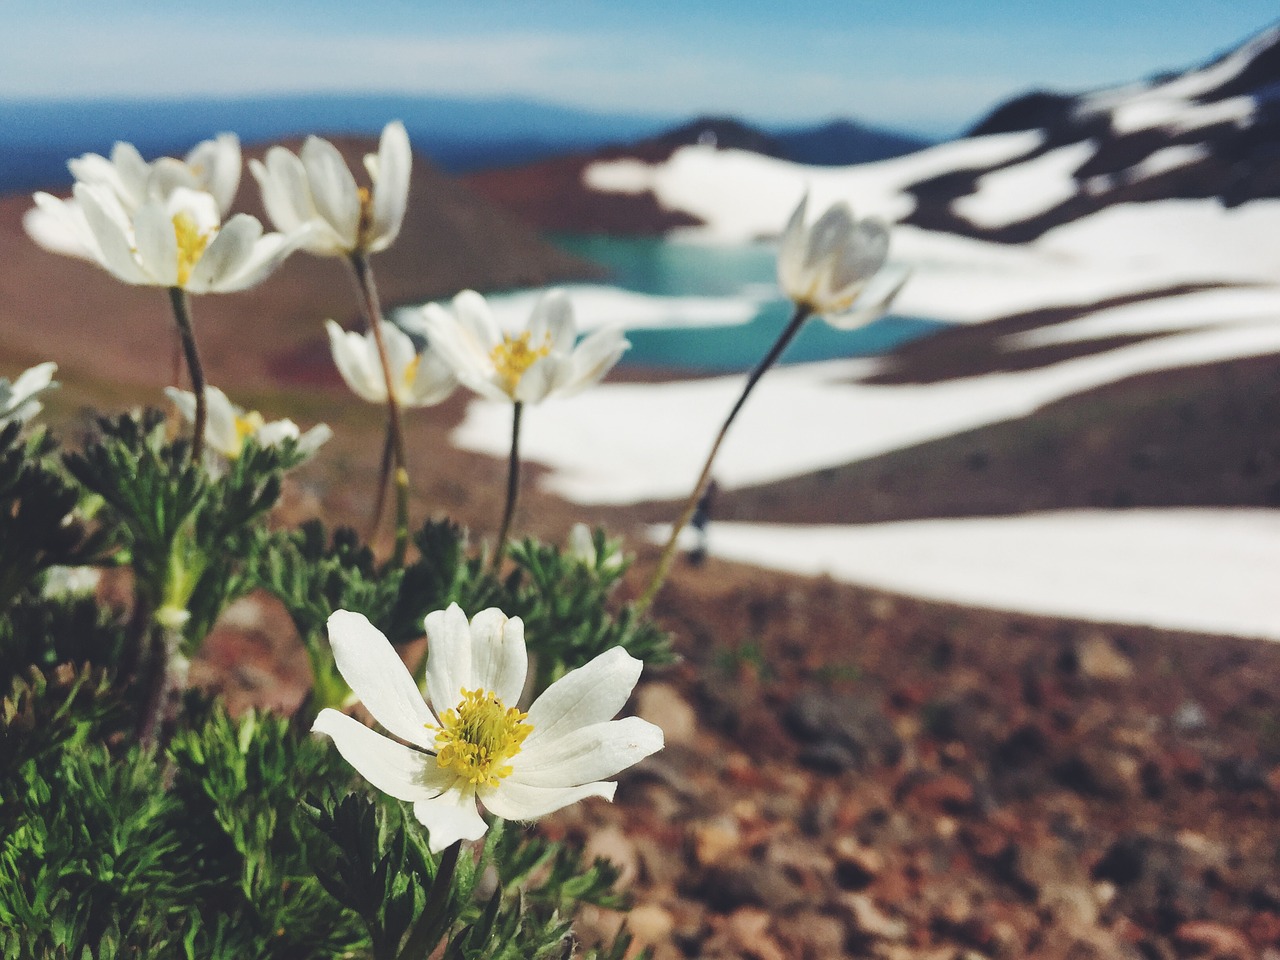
[475,23,1280,242]
[772,119,930,166]
[890,23,1280,242]
[0,93,675,193]
[462,114,932,234]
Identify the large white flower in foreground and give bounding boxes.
[325,319,457,407]
[250,121,411,257]
[30,183,298,293]
[165,385,331,461]
[0,362,57,426]
[313,605,663,852]
[25,134,242,258]
[418,289,629,404]
[777,195,908,328]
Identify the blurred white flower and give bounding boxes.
[777,195,908,328]
[419,289,629,404]
[165,385,331,460]
[325,319,456,407]
[29,183,299,293]
[250,121,411,257]
[568,523,624,574]
[0,362,57,425]
[42,565,102,599]
[25,135,242,258]
[313,604,662,853]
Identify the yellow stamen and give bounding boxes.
[402,354,422,393]
[231,411,265,458]
[428,688,532,787]
[172,211,211,287]
[491,333,550,394]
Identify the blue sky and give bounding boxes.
[3,1,1277,135]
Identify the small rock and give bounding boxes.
[784,690,902,773]
[1077,633,1135,681]
[626,903,675,946]
[1172,700,1210,735]
[904,772,975,812]
[839,893,908,942]
[584,825,639,889]
[1174,921,1253,959]
[635,683,699,747]
[726,908,788,960]
[700,859,807,912]
[834,836,883,889]
[773,910,847,960]
[691,817,740,867]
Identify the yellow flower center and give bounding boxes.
[231,410,265,458]
[356,185,375,250]
[402,354,421,393]
[429,687,532,787]
[491,333,550,394]
[172,211,211,287]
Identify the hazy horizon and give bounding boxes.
[4,3,1278,139]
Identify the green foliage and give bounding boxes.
[503,534,674,689]
[0,422,105,613]
[65,410,289,653]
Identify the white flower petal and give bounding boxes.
[327,610,438,747]
[186,133,241,215]
[368,121,410,253]
[313,708,451,801]
[524,646,643,745]
[412,785,488,852]
[513,716,662,787]
[536,289,576,354]
[480,779,615,822]
[513,354,561,403]
[407,346,458,407]
[25,194,98,260]
[250,151,312,235]
[187,214,260,292]
[75,184,149,284]
[132,201,180,286]
[562,327,629,397]
[326,320,385,403]
[301,135,361,249]
[466,609,527,705]
[209,228,298,293]
[423,603,473,712]
[452,289,502,351]
[296,422,333,457]
[202,385,241,456]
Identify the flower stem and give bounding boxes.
[167,286,206,464]
[490,401,523,572]
[348,253,410,567]
[636,304,811,614]
[366,420,395,544]
[395,840,461,960]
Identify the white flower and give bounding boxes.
[25,135,242,258]
[325,319,457,407]
[250,121,411,257]
[568,523,624,574]
[419,289,629,404]
[776,195,908,328]
[30,183,299,293]
[165,385,331,461]
[42,565,102,599]
[313,605,663,853]
[0,362,57,425]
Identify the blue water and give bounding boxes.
[552,234,947,373]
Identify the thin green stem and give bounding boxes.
[396,840,462,960]
[490,401,523,572]
[366,420,395,544]
[347,253,411,566]
[636,304,811,614]
[167,286,206,464]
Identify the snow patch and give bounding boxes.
[657,510,1280,642]
[952,141,1095,229]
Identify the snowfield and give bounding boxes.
[449,33,1280,640]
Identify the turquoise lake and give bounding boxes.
[551,234,947,372]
